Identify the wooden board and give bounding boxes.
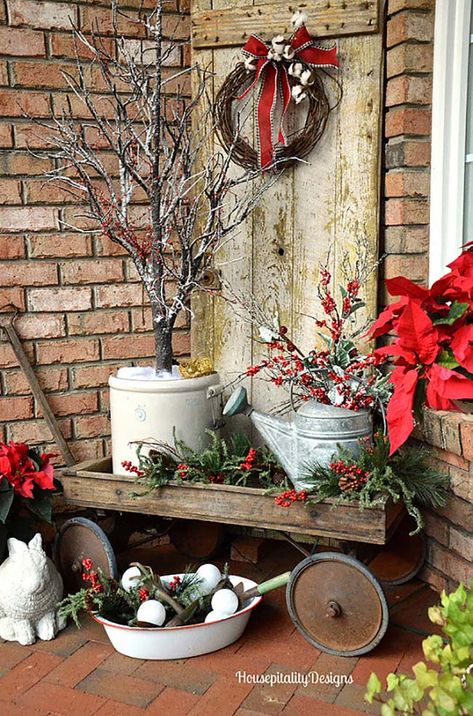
[61,458,404,545]
[191,1,384,415]
[192,0,380,49]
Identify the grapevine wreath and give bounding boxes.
[214,11,341,171]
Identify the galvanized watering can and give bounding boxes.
[223,387,372,490]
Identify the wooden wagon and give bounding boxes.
[57,456,426,657]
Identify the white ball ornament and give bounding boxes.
[211,588,239,616]
[196,564,221,595]
[204,610,227,623]
[121,566,142,592]
[136,599,166,626]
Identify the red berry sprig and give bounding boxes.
[275,489,308,508]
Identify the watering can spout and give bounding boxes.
[223,387,296,481]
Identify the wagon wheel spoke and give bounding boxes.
[287,551,389,657]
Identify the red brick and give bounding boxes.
[429,542,473,584]
[387,11,434,47]
[98,651,144,676]
[384,226,429,254]
[74,414,110,438]
[173,330,190,355]
[0,261,57,286]
[15,681,106,716]
[45,391,98,417]
[0,651,62,702]
[50,33,115,60]
[0,642,32,678]
[430,447,469,471]
[384,254,429,283]
[0,152,53,176]
[0,342,19,368]
[385,170,430,198]
[0,178,22,204]
[0,207,58,232]
[0,59,8,86]
[389,0,432,11]
[13,60,79,89]
[101,333,155,359]
[95,235,128,256]
[14,122,54,149]
[94,700,144,716]
[386,138,431,168]
[4,366,68,394]
[424,510,449,546]
[0,89,50,117]
[8,0,78,30]
[72,363,122,389]
[77,668,163,708]
[146,687,200,716]
[61,259,124,285]
[28,287,92,311]
[0,26,45,56]
[14,313,65,339]
[70,438,104,461]
[241,663,299,713]
[0,123,13,147]
[35,338,99,364]
[186,679,253,716]
[95,283,148,308]
[460,418,473,461]
[385,198,430,225]
[44,641,112,688]
[449,527,473,562]
[0,395,34,420]
[7,417,72,443]
[28,234,93,258]
[23,179,81,204]
[419,564,449,594]
[80,6,146,36]
[0,286,25,310]
[449,465,471,501]
[385,108,431,138]
[386,75,432,107]
[67,310,129,336]
[283,695,361,716]
[387,43,433,77]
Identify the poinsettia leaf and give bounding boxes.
[396,299,439,365]
[385,276,429,300]
[447,249,473,278]
[366,297,408,339]
[426,364,473,410]
[23,489,53,523]
[375,344,418,363]
[451,324,473,372]
[386,367,418,454]
[436,349,460,370]
[0,478,14,524]
[433,301,469,325]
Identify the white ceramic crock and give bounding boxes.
[93,575,261,660]
[109,370,220,475]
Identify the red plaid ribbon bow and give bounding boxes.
[238,24,339,170]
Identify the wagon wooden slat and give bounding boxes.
[61,458,405,545]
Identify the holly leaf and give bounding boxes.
[433,301,469,325]
[0,479,14,524]
[347,300,366,316]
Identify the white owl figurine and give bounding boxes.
[0,533,65,646]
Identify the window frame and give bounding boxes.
[429,0,472,282]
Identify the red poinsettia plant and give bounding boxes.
[0,441,57,558]
[368,245,473,454]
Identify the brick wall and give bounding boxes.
[0,0,190,462]
[384,0,473,591]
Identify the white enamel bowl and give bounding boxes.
[93,575,261,660]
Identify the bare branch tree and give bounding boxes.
[33,0,277,374]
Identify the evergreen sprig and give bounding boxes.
[302,433,450,534]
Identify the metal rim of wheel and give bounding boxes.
[286,551,389,657]
[53,516,118,594]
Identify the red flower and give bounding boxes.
[0,442,55,498]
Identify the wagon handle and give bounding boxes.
[240,571,291,601]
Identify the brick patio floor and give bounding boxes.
[0,538,440,716]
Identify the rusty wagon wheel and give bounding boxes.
[54,517,118,594]
[170,519,226,560]
[362,515,427,586]
[287,552,389,657]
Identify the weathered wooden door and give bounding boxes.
[192,0,384,412]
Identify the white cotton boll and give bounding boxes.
[300,69,314,86]
[267,48,282,62]
[259,325,279,343]
[211,589,239,616]
[288,62,303,78]
[244,56,257,71]
[292,10,308,29]
[204,610,227,623]
[283,45,295,61]
[196,564,222,592]
[292,86,307,104]
[271,35,286,53]
[121,566,142,592]
[136,599,166,626]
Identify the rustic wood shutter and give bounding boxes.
[191,0,385,412]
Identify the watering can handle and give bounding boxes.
[240,571,291,601]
